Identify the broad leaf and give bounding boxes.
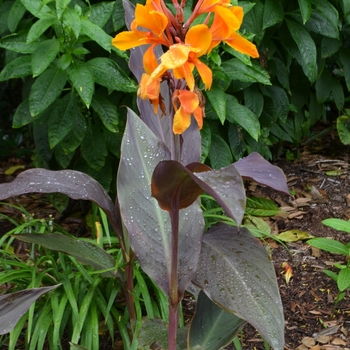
[263,0,284,29]
[337,268,350,292]
[0,168,117,225]
[206,87,226,124]
[234,152,289,194]
[14,233,117,277]
[12,99,33,128]
[0,285,60,335]
[189,290,246,350]
[117,109,204,296]
[221,59,271,85]
[209,134,233,169]
[297,0,311,24]
[48,92,78,149]
[307,238,349,255]
[0,31,40,53]
[63,7,81,39]
[88,57,137,93]
[0,55,32,81]
[265,86,289,122]
[245,197,282,216]
[322,218,350,233]
[29,67,67,116]
[226,95,260,141]
[192,224,285,350]
[337,115,350,145]
[56,0,71,20]
[32,38,61,77]
[286,19,317,82]
[8,0,26,33]
[91,94,119,133]
[80,19,112,52]
[21,0,51,18]
[26,16,57,43]
[87,2,114,28]
[67,60,94,108]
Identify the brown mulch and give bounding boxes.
[1,131,350,349]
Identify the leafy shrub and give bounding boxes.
[0,0,137,191]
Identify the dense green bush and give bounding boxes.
[201,0,350,167]
[0,0,137,191]
[0,0,349,175]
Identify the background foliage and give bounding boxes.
[0,0,349,181]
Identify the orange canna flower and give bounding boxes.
[150,24,213,91]
[112,4,170,51]
[138,73,162,114]
[172,89,203,134]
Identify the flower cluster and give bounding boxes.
[112,0,259,134]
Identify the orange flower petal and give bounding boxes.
[143,45,159,74]
[173,107,191,134]
[177,90,199,113]
[192,58,212,90]
[224,31,259,58]
[112,30,147,50]
[213,6,241,31]
[230,6,244,26]
[185,24,212,56]
[135,4,168,36]
[193,107,203,130]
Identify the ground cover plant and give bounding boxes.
[0,0,292,348]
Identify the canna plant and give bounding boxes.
[0,0,289,349]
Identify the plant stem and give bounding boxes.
[168,192,181,350]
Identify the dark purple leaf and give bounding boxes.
[0,285,60,335]
[151,161,211,211]
[234,152,289,194]
[117,109,204,296]
[151,161,245,226]
[0,169,118,225]
[192,224,284,350]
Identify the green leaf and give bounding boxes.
[12,99,36,128]
[208,134,233,169]
[193,224,285,350]
[332,78,344,111]
[48,93,80,148]
[67,60,94,108]
[245,197,281,216]
[286,19,317,82]
[61,111,87,153]
[32,38,60,77]
[243,215,271,237]
[29,67,67,116]
[263,0,284,29]
[307,238,349,255]
[80,19,112,52]
[88,57,137,92]
[91,94,119,133]
[321,37,341,58]
[337,268,350,291]
[86,2,114,28]
[340,48,350,91]
[15,233,117,277]
[297,0,311,24]
[322,218,350,233]
[0,31,40,53]
[244,85,264,118]
[271,58,291,93]
[27,16,57,43]
[226,95,260,141]
[228,124,246,160]
[81,127,108,170]
[8,0,26,33]
[56,0,71,20]
[265,85,289,122]
[200,122,211,163]
[20,0,51,18]
[221,59,271,85]
[315,69,332,103]
[0,55,32,81]
[206,87,226,124]
[337,115,350,145]
[275,230,312,242]
[303,10,339,39]
[54,146,75,168]
[117,109,204,296]
[0,285,60,335]
[189,291,246,350]
[112,0,126,31]
[62,7,81,39]
[311,0,339,33]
